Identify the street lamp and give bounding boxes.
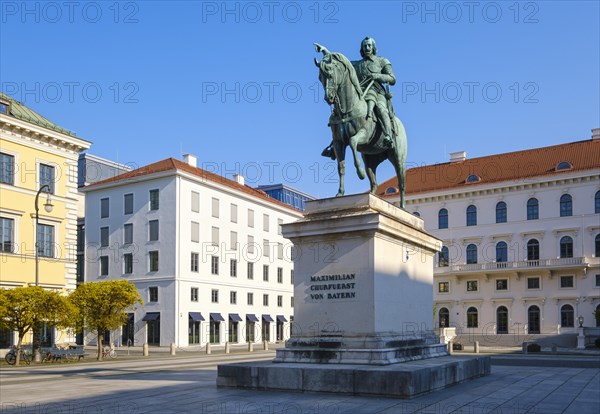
[578,316,584,328]
[35,184,53,286]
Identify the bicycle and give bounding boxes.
[101,345,117,359]
[4,346,32,365]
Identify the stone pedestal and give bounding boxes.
[217,194,490,398]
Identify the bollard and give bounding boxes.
[225,342,230,354]
[170,342,176,356]
[448,341,453,355]
[474,341,480,354]
[522,342,528,354]
[143,343,149,357]
[263,340,269,351]
[248,342,254,352]
[206,342,212,355]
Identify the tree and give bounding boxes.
[0,286,74,365]
[69,280,142,360]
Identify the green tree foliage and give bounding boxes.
[0,286,74,365]
[69,280,142,360]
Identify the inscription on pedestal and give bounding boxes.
[308,273,357,301]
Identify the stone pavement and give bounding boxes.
[0,350,598,413]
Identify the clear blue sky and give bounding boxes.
[1,1,598,198]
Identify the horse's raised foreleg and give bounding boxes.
[333,139,346,197]
[349,130,368,180]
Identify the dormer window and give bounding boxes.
[465,174,481,183]
[0,100,9,115]
[385,187,398,194]
[555,161,572,171]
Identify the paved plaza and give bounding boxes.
[0,350,599,414]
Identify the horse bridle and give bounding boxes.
[324,60,373,126]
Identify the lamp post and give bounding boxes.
[33,184,53,362]
[578,316,584,328]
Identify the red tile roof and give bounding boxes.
[377,139,600,197]
[85,158,302,213]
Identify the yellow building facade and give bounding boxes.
[0,93,90,347]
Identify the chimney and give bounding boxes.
[233,174,245,185]
[449,151,467,163]
[592,128,600,141]
[183,154,197,167]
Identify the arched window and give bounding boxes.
[439,307,449,328]
[438,208,448,229]
[556,161,572,171]
[560,304,574,327]
[527,198,539,220]
[466,244,478,264]
[496,306,508,334]
[560,236,573,258]
[439,246,449,267]
[595,191,600,214]
[560,194,573,217]
[596,304,600,328]
[413,211,420,217]
[496,201,507,223]
[528,306,540,334]
[595,234,600,258]
[496,241,508,263]
[527,239,540,262]
[385,187,398,194]
[467,307,478,328]
[466,205,477,226]
[466,174,481,183]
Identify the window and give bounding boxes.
[191,191,199,212]
[277,295,283,307]
[124,224,133,245]
[230,231,238,250]
[263,214,269,232]
[0,101,7,114]
[211,289,219,303]
[467,307,478,328]
[413,212,420,217]
[248,209,254,227]
[595,234,600,258]
[39,164,55,194]
[277,242,283,260]
[496,306,508,334]
[439,308,449,328]
[278,219,283,236]
[263,265,269,281]
[263,239,270,257]
[528,306,541,334]
[247,262,254,279]
[277,267,283,283]
[466,280,478,292]
[231,204,238,223]
[149,220,159,241]
[191,252,199,272]
[248,235,255,254]
[0,153,14,184]
[560,236,573,258]
[191,288,198,302]
[191,222,199,243]
[211,226,219,246]
[263,294,269,306]
[466,205,477,226]
[101,198,109,218]
[496,279,508,291]
[230,259,237,277]
[290,269,294,284]
[560,275,574,288]
[466,174,481,183]
[149,251,159,272]
[438,282,449,293]
[527,239,539,261]
[496,241,508,265]
[560,194,572,217]
[560,304,574,327]
[291,297,294,308]
[37,224,54,257]
[230,291,237,305]
[124,194,133,215]
[100,227,109,247]
[247,292,254,305]
[556,161,572,171]
[466,244,477,264]
[149,287,158,302]
[0,217,14,253]
[495,201,507,223]
[595,191,600,214]
[100,256,109,276]
[439,246,449,267]
[527,277,540,290]
[527,198,539,220]
[124,253,133,274]
[149,189,159,211]
[211,197,219,218]
[211,256,219,275]
[596,274,600,287]
[438,208,448,229]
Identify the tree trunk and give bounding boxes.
[97,328,103,361]
[32,319,42,363]
[15,334,24,366]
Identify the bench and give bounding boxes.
[42,345,86,362]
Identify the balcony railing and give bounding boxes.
[438,257,588,273]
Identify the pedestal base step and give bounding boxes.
[217,355,491,399]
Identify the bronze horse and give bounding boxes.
[315,44,407,208]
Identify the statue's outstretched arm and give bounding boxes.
[314,43,330,55]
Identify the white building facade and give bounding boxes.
[379,131,600,340]
[82,155,302,347]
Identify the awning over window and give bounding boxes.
[142,312,160,321]
[246,314,259,323]
[262,314,274,323]
[210,313,225,322]
[189,312,205,322]
[229,313,243,322]
[276,315,288,322]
